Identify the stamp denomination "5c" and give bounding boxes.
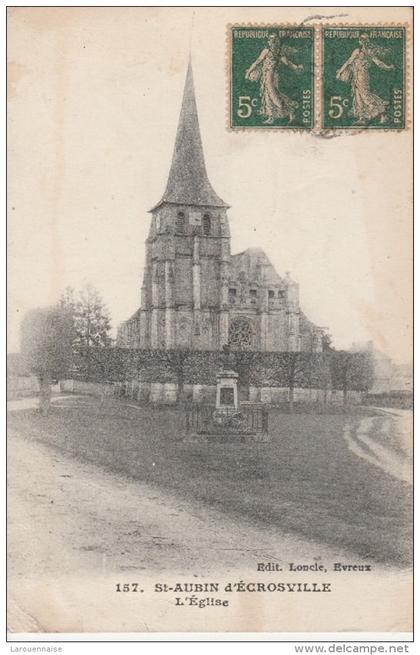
[322,26,406,130]
[229,26,314,130]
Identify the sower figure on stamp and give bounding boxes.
[336,33,395,124]
[245,32,303,124]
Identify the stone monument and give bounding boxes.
[185,345,269,442]
[216,369,238,412]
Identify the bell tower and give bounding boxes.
[139,61,231,350]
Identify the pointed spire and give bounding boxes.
[151,60,228,211]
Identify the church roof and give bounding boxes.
[230,248,285,286]
[150,60,228,211]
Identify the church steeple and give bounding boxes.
[151,60,228,210]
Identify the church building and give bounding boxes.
[117,63,325,353]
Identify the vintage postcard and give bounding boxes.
[7,6,413,640]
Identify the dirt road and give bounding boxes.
[8,407,412,634]
[8,425,351,575]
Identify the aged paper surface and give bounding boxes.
[7,6,413,637]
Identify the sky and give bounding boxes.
[7,6,412,363]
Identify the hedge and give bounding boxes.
[70,348,373,392]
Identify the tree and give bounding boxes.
[312,352,333,404]
[329,350,374,405]
[20,305,74,415]
[58,286,76,313]
[270,351,311,412]
[158,348,190,404]
[230,350,261,401]
[60,284,112,380]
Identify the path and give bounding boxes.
[7,399,412,634]
[343,408,412,484]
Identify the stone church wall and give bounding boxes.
[200,258,219,307]
[265,313,289,351]
[174,258,193,305]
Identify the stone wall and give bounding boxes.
[7,375,40,399]
[60,378,361,406]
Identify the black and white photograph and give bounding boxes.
[6,5,413,640]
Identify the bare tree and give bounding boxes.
[270,351,311,412]
[315,353,333,405]
[157,348,190,404]
[329,350,374,406]
[230,350,261,401]
[58,286,76,312]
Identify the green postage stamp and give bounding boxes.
[322,26,406,129]
[229,26,314,129]
[228,25,407,131]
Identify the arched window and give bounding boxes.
[228,317,253,350]
[228,288,237,304]
[176,211,185,233]
[203,213,211,236]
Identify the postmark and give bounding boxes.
[229,25,315,130]
[321,26,406,130]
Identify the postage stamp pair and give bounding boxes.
[229,25,407,130]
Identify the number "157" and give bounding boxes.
[116,583,142,592]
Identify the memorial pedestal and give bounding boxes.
[185,368,270,443]
[216,369,239,413]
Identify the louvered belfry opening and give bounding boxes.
[176,211,185,233]
[203,213,211,235]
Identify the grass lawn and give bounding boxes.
[8,396,412,567]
